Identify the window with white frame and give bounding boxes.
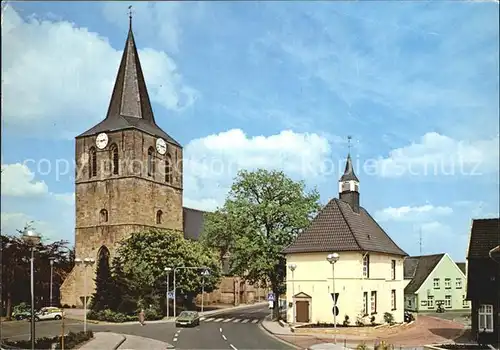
[370,291,377,314]
[363,292,368,315]
[462,295,469,307]
[456,278,462,289]
[433,278,440,289]
[427,296,434,308]
[391,289,396,310]
[363,255,370,278]
[445,278,451,289]
[478,305,493,332]
[444,295,452,308]
[391,260,396,280]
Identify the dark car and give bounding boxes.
[175,311,200,327]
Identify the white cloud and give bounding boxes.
[0,212,59,242]
[1,163,48,197]
[373,132,499,178]
[375,204,453,223]
[1,5,197,138]
[183,129,333,211]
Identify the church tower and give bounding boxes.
[338,153,360,213]
[60,18,183,306]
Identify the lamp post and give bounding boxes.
[164,267,172,318]
[173,266,209,318]
[75,257,95,332]
[326,253,340,344]
[22,229,41,350]
[200,269,210,313]
[288,264,297,324]
[49,257,55,306]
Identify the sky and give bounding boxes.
[1,1,499,262]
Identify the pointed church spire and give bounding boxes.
[340,137,359,182]
[104,8,155,122]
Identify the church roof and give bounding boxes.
[282,198,407,256]
[340,154,359,182]
[77,21,180,146]
[183,207,205,241]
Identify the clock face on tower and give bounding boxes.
[96,133,108,149]
[156,138,167,155]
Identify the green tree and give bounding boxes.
[116,229,222,311]
[109,256,136,313]
[202,169,321,319]
[88,250,115,311]
[200,209,238,263]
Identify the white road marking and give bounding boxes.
[204,317,214,322]
[251,319,259,323]
[214,318,224,322]
[200,317,206,321]
[222,335,227,341]
[230,344,238,350]
[241,319,249,323]
[223,318,233,322]
[173,338,178,342]
[219,328,222,333]
[233,318,241,323]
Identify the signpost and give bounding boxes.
[267,292,274,310]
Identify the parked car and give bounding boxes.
[32,307,63,321]
[175,311,200,327]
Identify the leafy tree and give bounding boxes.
[1,223,73,319]
[116,229,222,311]
[200,209,238,263]
[201,169,321,319]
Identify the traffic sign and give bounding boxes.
[167,291,174,300]
[332,306,339,316]
[267,292,275,301]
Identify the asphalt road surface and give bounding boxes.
[1,304,293,350]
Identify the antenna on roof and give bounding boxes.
[347,135,352,154]
[419,227,423,255]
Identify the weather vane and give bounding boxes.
[128,5,133,26]
[347,135,352,153]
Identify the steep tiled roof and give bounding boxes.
[404,254,444,294]
[282,198,407,256]
[456,262,466,275]
[77,23,180,146]
[467,218,500,259]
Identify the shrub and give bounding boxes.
[356,343,369,350]
[87,309,136,323]
[343,314,350,326]
[3,330,93,349]
[383,312,395,325]
[370,315,376,325]
[144,308,162,321]
[374,341,393,350]
[13,302,30,314]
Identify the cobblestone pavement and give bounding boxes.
[274,315,466,349]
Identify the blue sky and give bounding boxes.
[1,1,499,261]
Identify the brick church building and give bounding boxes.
[60,20,264,307]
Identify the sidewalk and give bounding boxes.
[79,332,174,350]
[65,301,268,325]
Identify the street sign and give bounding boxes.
[167,291,174,300]
[267,292,275,301]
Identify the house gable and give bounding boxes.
[293,292,312,299]
[415,253,466,294]
[404,254,444,295]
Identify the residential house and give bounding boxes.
[465,218,500,345]
[282,153,407,325]
[403,253,469,312]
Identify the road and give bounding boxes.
[1,304,293,350]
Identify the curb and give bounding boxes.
[259,321,304,350]
[67,302,269,326]
[112,334,126,350]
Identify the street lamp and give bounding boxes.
[75,257,95,332]
[200,269,210,313]
[49,257,56,306]
[173,266,210,317]
[326,253,340,344]
[22,229,41,350]
[164,267,172,318]
[288,264,297,324]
